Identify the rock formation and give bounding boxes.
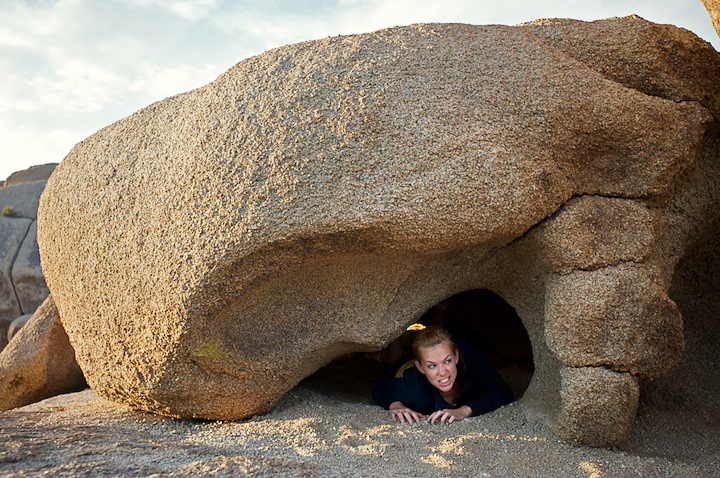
[0,295,85,411]
[4,163,57,187]
[0,164,55,351]
[37,18,720,446]
[0,215,33,348]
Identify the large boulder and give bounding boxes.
[37,18,720,446]
[0,295,85,411]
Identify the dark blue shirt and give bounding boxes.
[371,338,512,416]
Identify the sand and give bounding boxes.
[1,359,718,477]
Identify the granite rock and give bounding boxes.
[556,366,639,447]
[525,195,655,275]
[12,221,50,315]
[0,295,85,411]
[545,263,684,379]
[0,180,47,220]
[523,16,720,120]
[0,216,32,324]
[0,165,54,354]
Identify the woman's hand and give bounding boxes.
[389,401,426,424]
[427,406,472,424]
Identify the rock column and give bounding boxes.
[545,265,683,445]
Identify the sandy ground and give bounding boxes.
[1,360,719,477]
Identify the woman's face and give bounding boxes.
[414,341,459,393]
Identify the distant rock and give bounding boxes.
[0,165,53,353]
[0,316,12,352]
[3,163,58,187]
[0,179,48,220]
[37,18,720,447]
[0,295,85,411]
[12,221,50,315]
[0,215,33,324]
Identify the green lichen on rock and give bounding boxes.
[190,342,223,364]
[1,206,17,217]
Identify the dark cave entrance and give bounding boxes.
[301,289,534,404]
[410,289,534,401]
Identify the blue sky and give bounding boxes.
[1,0,718,181]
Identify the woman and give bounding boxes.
[372,326,512,424]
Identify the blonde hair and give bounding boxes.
[412,326,457,362]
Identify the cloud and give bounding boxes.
[128,62,226,98]
[0,116,90,180]
[168,0,221,20]
[0,0,237,179]
[1,0,234,112]
[122,0,221,20]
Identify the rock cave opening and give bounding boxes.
[300,289,535,407]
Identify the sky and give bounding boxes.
[1,0,718,182]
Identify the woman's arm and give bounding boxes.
[371,368,434,422]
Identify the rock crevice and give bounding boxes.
[5,219,32,314]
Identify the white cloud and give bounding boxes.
[0,118,89,181]
[128,61,226,97]
[26,59,126,112]
[168,0,220,20]
[122,0,221,20]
